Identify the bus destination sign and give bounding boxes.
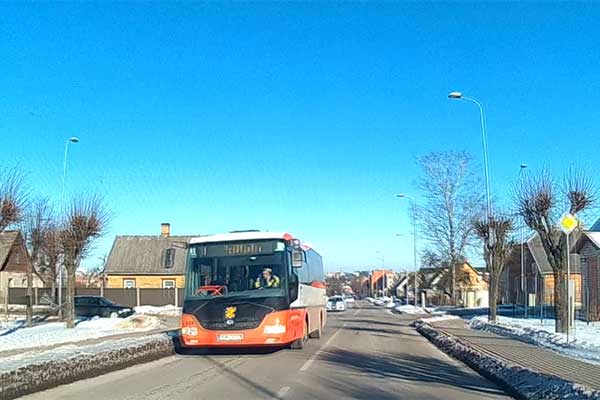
[192,241,281,258]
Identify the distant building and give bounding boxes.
[370,269,397,296]
[104,223,192,289]
[0,231,45,298]
[411,262,489,307]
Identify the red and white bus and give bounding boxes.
[180,231,327,349]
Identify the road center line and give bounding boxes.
[299,307,361,372]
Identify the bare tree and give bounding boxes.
[474,214,515,322]
[415,151,484,304]
[36,226,62,304]
[516,169,596,333]
[21,199,54,326]
[0,166,27,232]
[60,195,109,328]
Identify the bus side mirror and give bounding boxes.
[292,250,303,268]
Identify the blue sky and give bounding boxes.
[1,3,599,271]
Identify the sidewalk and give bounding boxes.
[431,318,600,391]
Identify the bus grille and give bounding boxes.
[200,319,261,331]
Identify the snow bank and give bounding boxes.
[420,314,459,324]
[0,333,174,400]
[415,320,600,400]
[470,316,600,365]
[393,305,430,315]
[0,315,165,353]
[134,305,182,317]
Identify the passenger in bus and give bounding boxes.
[254,267,280,289]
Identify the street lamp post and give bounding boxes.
[448,92,492,223]
[58,136,80,318]
[519,164,528,318]
[397,194,418,307]
[449,92,493,310]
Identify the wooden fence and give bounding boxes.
[7,287,184,308]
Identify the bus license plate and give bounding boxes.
[217,333,244,342]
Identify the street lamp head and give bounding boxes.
[69,136,80,143]
[520,163,528,169]
[448,91,463,99]
[397,193,406,198]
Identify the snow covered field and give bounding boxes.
[470,316,600,365]
[0,315,165,354]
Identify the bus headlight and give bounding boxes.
[264,325,286,334]
[182,327,198,336]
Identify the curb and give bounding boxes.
[0,332,177,400]
[414,320,600,400]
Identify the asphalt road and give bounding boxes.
[22,302,512,400]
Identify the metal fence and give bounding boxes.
[7,287,184,308]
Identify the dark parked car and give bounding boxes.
[74,296,134,318]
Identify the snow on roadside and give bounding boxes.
[470,316,600,365]
[416,320,600,399]
[420,314,460,324]
[0,319,23,335]
[134,305,181,317]
[394,304,429,314]
[0,332,170,373]
[0,315,165,353]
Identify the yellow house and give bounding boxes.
[424,262,489,308]
[104,224,192,289]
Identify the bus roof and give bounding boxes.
[189,231,295,245]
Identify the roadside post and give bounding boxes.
[559,212,578,344]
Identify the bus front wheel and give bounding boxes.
[290,320,308,350]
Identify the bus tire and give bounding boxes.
[290,319,308,350]
[309,314,322,339]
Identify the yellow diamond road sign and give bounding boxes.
[560,213,578,234]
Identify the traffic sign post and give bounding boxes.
[559,213,578,343]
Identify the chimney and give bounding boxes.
[161,223,171,237]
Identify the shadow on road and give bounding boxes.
[203,356,283,399]
[318,348,509,398]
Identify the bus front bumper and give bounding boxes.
[180,309,305,347]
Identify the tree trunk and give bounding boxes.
[489,272,500,323]
[51,280,56,305]
[553,269,568,333]
[26,267,33,327]
[65,267,76,329]
[451,262,457,305]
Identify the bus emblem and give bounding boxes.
[224,306,237,319]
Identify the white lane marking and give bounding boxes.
[299,307,361,372]
[275,386,290,398]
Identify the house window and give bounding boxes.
[163,248,175,269]
[162,280,176,289]
[123,279,136,289]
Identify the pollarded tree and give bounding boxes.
[516,170,596,333]
[474,214,515,323]
[60,195,109,328]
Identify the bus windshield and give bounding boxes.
[185,249,287,299]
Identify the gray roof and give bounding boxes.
[105,236,194,275]
[527,233,581,275]
[0,231,19,271]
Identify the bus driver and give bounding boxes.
[254,267,280,289]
